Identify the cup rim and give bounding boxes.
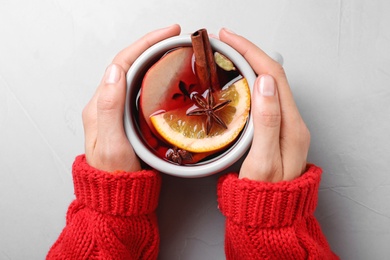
[124,34,256,178]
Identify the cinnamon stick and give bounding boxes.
[191,29,220,91]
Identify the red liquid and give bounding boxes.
[135,48,241,165]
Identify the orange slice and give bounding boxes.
[150,78,250,153]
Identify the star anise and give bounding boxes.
[186,90,231,135]
[166,147,193,165]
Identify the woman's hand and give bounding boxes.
[82,24,181,173]
[219,28,310,182]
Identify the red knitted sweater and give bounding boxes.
[47,155,338,259]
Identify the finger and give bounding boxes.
[113,24,181,72]
[219,28,283,77]
[93,63,141,172]
[268,51,284,66]
[218,28,301,126]
[220,29,309,180]
[83,25,180,151]
[92,24,180,104]
[239,75,283,182]
[82,64,126,165]
[96,63,127,144]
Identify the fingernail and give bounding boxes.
[257,75,275,96]
[104,64,120,84]
[223,27,236,35]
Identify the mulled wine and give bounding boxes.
[133,29,250,166]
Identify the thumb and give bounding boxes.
[90,63,140,172]
[97,63,127,140]
[94,63,140,172]
[95,62,138,171]
[239,74,283,182]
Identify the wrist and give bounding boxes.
[239,154,283,182]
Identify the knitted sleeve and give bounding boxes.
[47,155,161,260]
[217,165,339,260]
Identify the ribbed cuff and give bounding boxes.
[217,165,322,228]
[72,155,161,217]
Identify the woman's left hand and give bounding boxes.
[82,25,181,173]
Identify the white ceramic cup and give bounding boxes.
[124,35,256,178]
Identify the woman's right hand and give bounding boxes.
[219,28,311,182]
